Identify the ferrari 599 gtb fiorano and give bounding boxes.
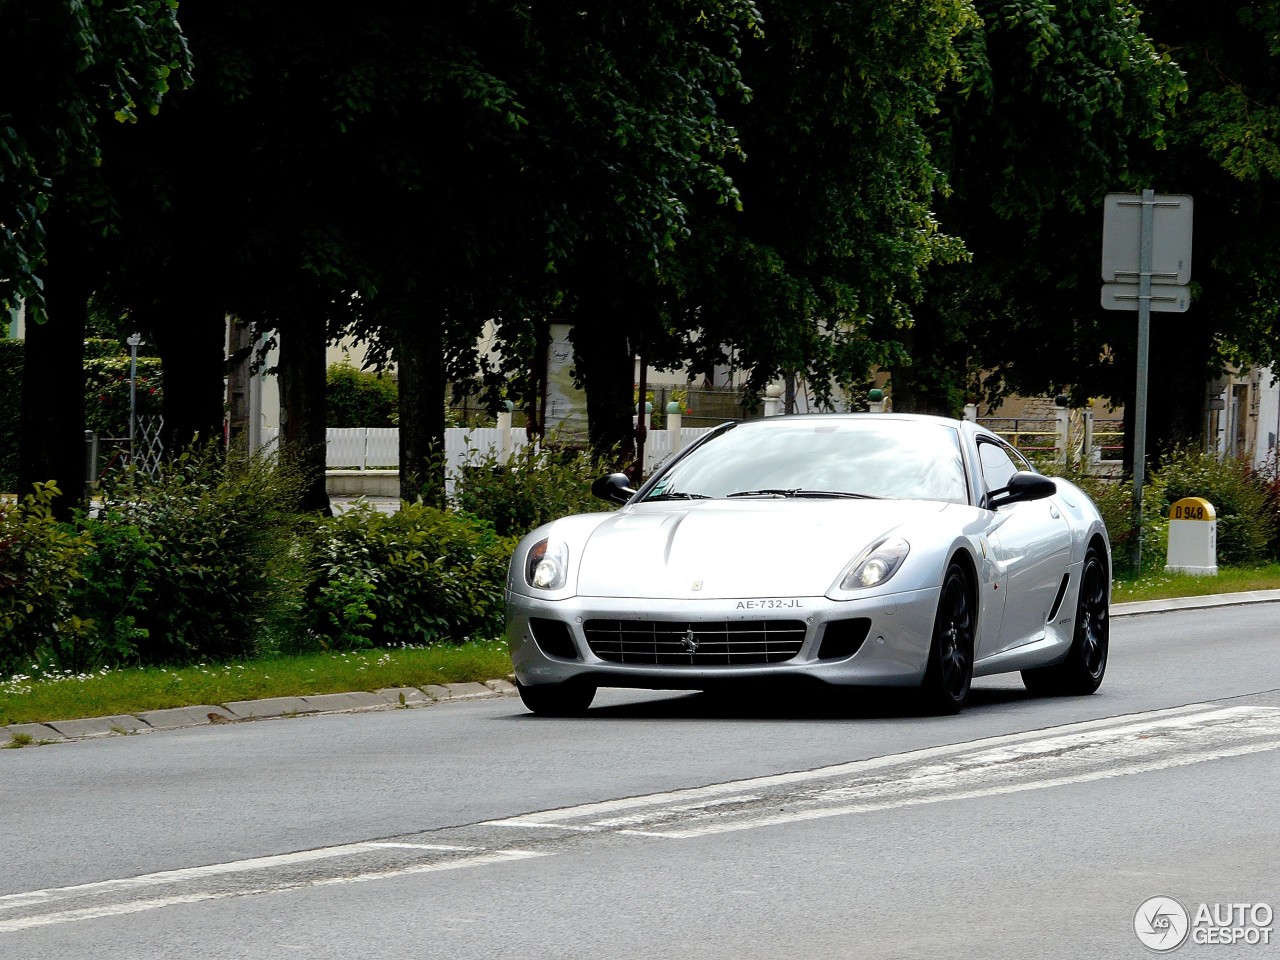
[505,414,1110,716]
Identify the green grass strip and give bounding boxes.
[1,641,512,727]
[1112,563,1280,603]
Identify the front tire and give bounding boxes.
[516,680,597,716]
[919,562,975,714]
[1022,547,1109,696]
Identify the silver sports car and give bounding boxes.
[505,413,1110,715]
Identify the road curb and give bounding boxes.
[1112,588,1280,618]
[3,680,519,747]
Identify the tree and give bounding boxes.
[1,0,189,516]
[890,0,1184,420]
[0,0,187,322]
[664,0,977,414]
[1119,1,1280,461]
[417,3,765,465]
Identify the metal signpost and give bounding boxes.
[127,332,143,464]
[1101,191,1193,569]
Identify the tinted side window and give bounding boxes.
[978,440,1020,491]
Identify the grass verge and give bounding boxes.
[1,641,511,727]
[1112,563,1280,603]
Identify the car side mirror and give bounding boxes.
[591,472,637,506]
[986,470,1057,509]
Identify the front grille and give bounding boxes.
[583,619,806,666]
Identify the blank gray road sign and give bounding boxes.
[1100,283,1191,313]
[1101,193,1193,284]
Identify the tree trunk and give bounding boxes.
[396,316,446,504]
[887,305,967,417]
[569,308,635,464]
[277,306,331,515]
[18,226,92,520]
[153,299,227,454]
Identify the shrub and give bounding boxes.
[304,502,515,650]
[73,445,309,665]
[59,514,158,673]
[84,353,164,437]
[326,362,398,427]
[452,443,616,539]
[0,482,94,676]
[1144,446,1277,568]
[1247,457,1280,558]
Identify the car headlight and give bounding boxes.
[525,538,569,590]
[841,537,910,589]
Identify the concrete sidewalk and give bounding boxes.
[6,589,1280,747]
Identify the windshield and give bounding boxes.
[643,418,969,504]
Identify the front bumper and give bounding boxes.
[505,586,940,690]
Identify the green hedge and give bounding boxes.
[451,444,615,538]
[326,362,398,428]
[0,483,95,676]
[303,502,514,650]
[84,353,164,437]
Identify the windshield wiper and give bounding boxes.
[789,490,884,500]
[645,491,711,501]
[726,488,883,499]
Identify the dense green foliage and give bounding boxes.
[0,0,190,323]
[664,0,975,406]
[1142,448,1279,569]
[304,503,512,651]
[325,363,398,429]
[451,445,616,539]
[1,444,617,676]
[84,353,164,437]
[894,0,1185,417]
[11,2,1280,522]
[0,483,95,675]
[69,447,308,669]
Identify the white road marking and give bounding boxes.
[312,849,545,887]
[0,851,545,934]
[482,703,1256,830]
[0,843,394,911]
[362,842,477,851]
[629,739,1280,839]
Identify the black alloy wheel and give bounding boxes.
[1022,546,1109,696]
[920,562,975,714]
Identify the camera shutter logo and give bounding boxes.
[1135,896,1190,952]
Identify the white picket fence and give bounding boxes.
[261,422,714,485]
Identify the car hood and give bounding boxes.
[575,498,949,599]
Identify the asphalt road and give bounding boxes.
[2,603,1278,959]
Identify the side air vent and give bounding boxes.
[528,618,578,660]
[1046,573,1070,623]
[817,618,871,661]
